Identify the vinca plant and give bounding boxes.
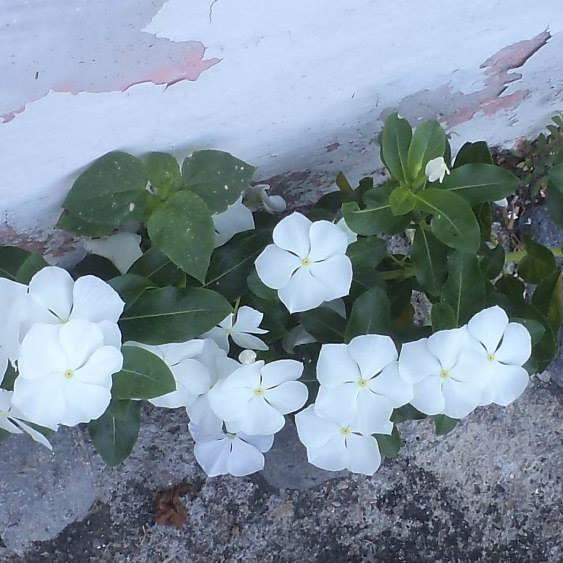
[0,114,561,476]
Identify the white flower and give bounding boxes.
[494,199,508,208]
[464,306,531,406]
[0,277,28,365]
[282,325,316,354]
[399,327,484,418]
[204,306,268,352]
[295,405,381,475]
[255,212,353,313]
[213,196,255,247]
[189,418,273,477]
[425,157,450,183]
[245,184,287,214]
[83,232,143,274]
[25,267,125,348]
[238,349,257,365]
[0,389,52,450]
[130,339,231,409]
[208,359,307,435]
[336,217,358,245]
[315,335,411,435]
[12,321,123,428]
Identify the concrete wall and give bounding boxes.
[1,0,562,254]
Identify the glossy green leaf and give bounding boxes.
[414,189,480,253]
[412,226,447,296]
[389,186,417,215]
[109,274,155,309]
[56,209,115,236]
[453,141,493,167]
[479,243,505,279]
[434,415,458,435]
[407,120,446,180]
[247,269,278,302]
[112,346,176,400]
[532,271,561,332]
[546,185,563,227]
[301,308,346,343]
[0,246,47,283]
[89,400,141,466]
[347,237,387,270]
[380,113,412,184]
[182,150,255,213]
[62,151,147,227]
[518,238,557,284]
[439,164,518,204]
[147,191,214,282]
[431,302,457,331]
[495,275,526,306]
[442,251,486,325]
[342,185,410,236]
[375,426,402,458]
[119,287,231,345]
[205,230,270,301]
[345,286,391,341]
[548,162,563,192]
[143,152,182,198]
[129,248,184,286]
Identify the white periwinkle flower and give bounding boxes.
[464,306,531,406]
[83,232,143,274]
[255,212,353,313]
[0,389,52,450]
[296,405,381,475]
[189,419,273,477]
[315,335,412,435]
[213,196,255,247]
[12,321,123,428]
[26,266,125,347]
[208,359,307,435]
[204,306,268,352]
[0,277,28,364]
[399,328,483,418]
[245,184,287,214]
[425,157,450,183]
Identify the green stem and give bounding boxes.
[382,266,416,281]
[506,247,562,263]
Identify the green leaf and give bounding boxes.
[453,141,493,167]
[407,120,446,180]
[347,237,386,270]
[119,287,231,345]
[412,226,447,296]
[1,364,17,391]
[0,246,47,283]
[392,404,427,422]
[475,203,493,241]
[495,275,526,306]
[479,243,505,279]
[335,171,356,201]
[88,400,141,466]
[73,255,121,281]
[548,162,563,192]
[247,269,278,301]
[56,209,115,236]
[112,346,176,400]
[342,185,410,236]
[345,286,391,341]
[62,151,147,227]
[518,237,557,284]
[546,185,563,227]
[532,271,561,332]
[431,302,457,331]
[109,274,154,309]
[129,248,184,286]
[434,415,458,435]
[301,308,346,343]
[205,230,270,301]
[143,152,182,198]
[147,191,214,283]
[442,251,486,325]
[182,150,255,213]
[380,113,412,183]
[375,426,402,458]
[413,189,480,253]
[439,164,518,204]
[389,186,417,215]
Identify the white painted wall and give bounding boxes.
[1,0,563,252]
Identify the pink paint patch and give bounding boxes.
[480,90,529,116]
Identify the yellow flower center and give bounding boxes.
[357,377,369,389]
[253,386,265,397]
[339,425,352,437]
[487,353,495,362]
[301,257,312,267]
[439,368,450,380]
[63,368,75,380]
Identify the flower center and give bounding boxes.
[253,386,265,397]
[301,257,312,268]
[63,368,75,380]
[439,368,450,380]
[357,377,369,389]
[486,353,496,362]
[226,432,237,440]
[339,425,352,437]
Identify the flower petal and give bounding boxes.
[399,339,441,384]
[242,433,274,453]
[491,363,529,406]
[194,437,231,476]
[97,321,123,348]
[272,212,311,258]
[295,404,339,449]
[255,245,301,290]
[467,306,508,354]
[495,323,531,366]
[13,418,53,450]
[59,320,105,370]
[213,198,255,247]
[308,220,349,261]
[427,327,466,371]
[265,380,308,414]
[261,359,303,388]
[410,376,445,415]
[75,345,123,386]
[346,434,381,475]
[278,267,326,313]
[220,363,262,391]
[315,383,359,424]
[83,233,143,274]
[59,381,112,426]
[317,344,360,387]
[441,379,481,418]
[308,434,348,471]
[354,391,394,435]
[232,332,269,351]
[308,255,353,302]
[18,324,66,379]
[227,437,265,476]
[348,335,398,379]
[71,275,125,323]
[203,327,230,352]
[28,266,74,321]
[233,306,266,333]
[368,362,412,407]
[188,396,223,433]
[12,377,66,428]
[238,396,286,435]
[207,382,253,421]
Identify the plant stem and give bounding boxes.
[381,267,416,281]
